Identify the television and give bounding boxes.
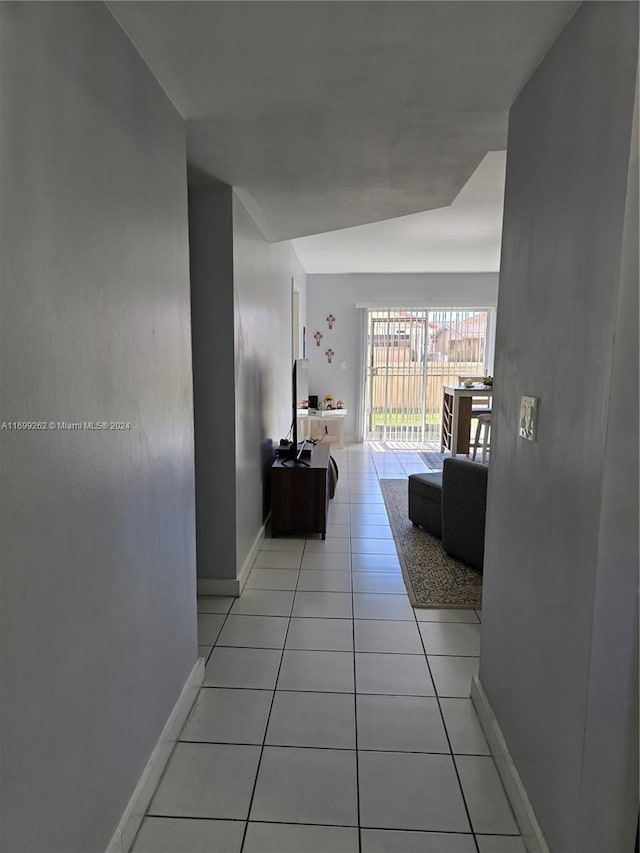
[289,358,309,463]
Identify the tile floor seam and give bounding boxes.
[236,572,297,853]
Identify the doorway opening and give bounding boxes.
[363,306,494,447]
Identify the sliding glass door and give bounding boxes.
[363,307,493,445]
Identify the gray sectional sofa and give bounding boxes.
[408,457,488,573]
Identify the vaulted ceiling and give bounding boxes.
[110,1,577,265]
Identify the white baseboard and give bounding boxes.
[471,676,550,853]
[237,519,267,593]
[197,576,241,596]
[106,658,204,853]
[196,519,267,598]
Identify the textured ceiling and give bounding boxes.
[293,150,506,273]
[110,1,577,243]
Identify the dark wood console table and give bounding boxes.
[271,442,330,539]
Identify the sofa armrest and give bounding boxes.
[441,458,488,572]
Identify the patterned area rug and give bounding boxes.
[379,478,482,609]
[419,450,448,470]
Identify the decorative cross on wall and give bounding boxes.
[327,314,336,330]
[314,330,323,347]
[326,348,335,364]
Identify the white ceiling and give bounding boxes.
[110,0,577,254]
[292,150,506,273]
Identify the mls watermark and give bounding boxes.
[1,421,132,431]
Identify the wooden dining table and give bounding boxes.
[440,384,493,456]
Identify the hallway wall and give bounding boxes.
[0,5,197,852]
[480,4,638,851]
[189,188,306,590]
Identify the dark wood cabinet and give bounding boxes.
[271,442,330,538]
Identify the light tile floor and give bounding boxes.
[133,443,524,853]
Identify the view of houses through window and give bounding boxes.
[364,307,494,446]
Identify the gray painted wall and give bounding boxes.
[0,5,197,852]
[232,195,307,574]
[188,189,306,583]
[307,273,499,439]
[189,187,237,579]
[479,4,638,852]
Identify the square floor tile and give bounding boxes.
[440,698,491,755]
[132,817,244,853]
[476,835,527,853]
[455,755,519,835]
[216,615,289,649]
[353,593,415,621]
[204,647,281,689]
[349,485,383,496]
[277,649,354,693]
[356,653,435,696]
[245,569,299,590]
[230,589,294,617]
[180,688,272,744]
[350,494,385,505]
[324,523,350,539]
[358,751,470,831]
[349,525,393,539]
[250,746,358,826]
[253,551,302,569]
[353,572,407,594]
[266,691,356,749]
[349,510,389,526]
[418,622,481,656]
[352,554,401,573]
[285,618,353,651]
[148,742,260,819]
[304,538,351,553]
[292,591,352,619]
[301,552,351,571]
[244,823,359,853]
[197,596,234,614]
[354,619,423,654]
[414,608,480,623]
[427,656,479,698]
[260,538,305,553]
[296,569,352,592]
[351,539,398,555]
[197,613,226,645]
[357,695,448,753]
[327,508,350,524]
[361,829,476,852]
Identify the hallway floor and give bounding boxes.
[132,443,523,853]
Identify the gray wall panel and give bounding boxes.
[0,5,197,851]
[480,4,638,851]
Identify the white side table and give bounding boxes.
[297,409,348,449]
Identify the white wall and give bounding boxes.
[307,273,498,439]
[480,4,638,851]
[0,5,197,852]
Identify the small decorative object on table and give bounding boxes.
[336,400,345,409]
[323,394,334,410]
[482,376,493,387]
